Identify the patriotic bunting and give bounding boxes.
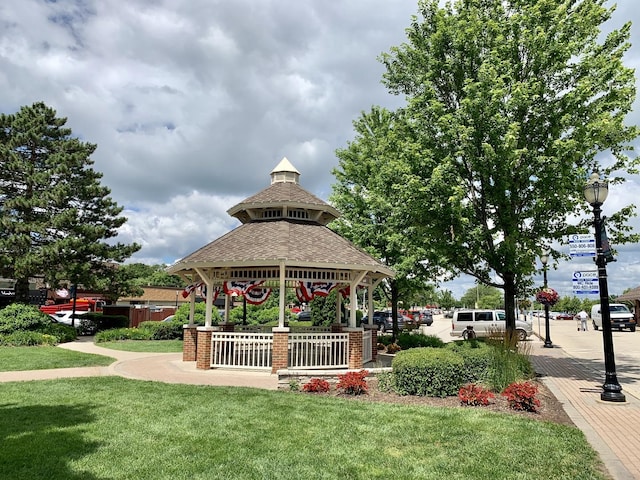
[182,282,203,298]
[296,282,337,301]
[245,287,272,305]
[223,280,265,296]
[186,278,365,307]
[199,285,222,302]
[296,285,312,302]
[339,285,364,298]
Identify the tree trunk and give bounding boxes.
[504,272,516,336]
[14,277,30,304]
[391,280,400,341]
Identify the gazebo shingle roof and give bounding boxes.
[175,220,388,271]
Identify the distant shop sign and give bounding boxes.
[573,271,599,295]
[569,234,596,257]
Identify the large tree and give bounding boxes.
[331,106,441,338]
[380,0,638,332]
[0,102,140,303]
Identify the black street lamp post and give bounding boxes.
[584,173,625,403]
[540,251,553,348]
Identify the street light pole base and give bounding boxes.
[543,340,553,348]
[601,390,626,402]
[601,381,626,403]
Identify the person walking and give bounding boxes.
[577,310,589,331]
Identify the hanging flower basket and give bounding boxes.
[536,287,559,307]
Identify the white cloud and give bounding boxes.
[1,0,638,299]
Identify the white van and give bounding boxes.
[450,309,532,341]
[591,304,636,332]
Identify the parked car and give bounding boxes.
[296,310,312,322]
[371,311,405,333]
[450,309,532,341]
[591,304,636,332]
[420,310,434,326]
[555,313,574,320]
[162,315,175,323]
[49,310,88,328]
[408,309,434,326]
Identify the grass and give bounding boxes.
[0,377,607,480]
[0,346,115,372]
[97,339,183,352]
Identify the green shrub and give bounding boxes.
[377,334,393,346]
[376,371,397,393]
[37,322,77,343]
[396,333,445,350]
[392,348,465,397]
[0,304,50,333]
[94,328,152,343]
[446,340,493,384]
[139,320,184,340]
[0,331,58,346]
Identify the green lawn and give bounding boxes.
[0,346,115,372]
[0,377,607,480]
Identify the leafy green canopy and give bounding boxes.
[331,107,439,337]
[379,0,637,329]
[0,102,140,302]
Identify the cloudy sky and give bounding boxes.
[1,0,638,300]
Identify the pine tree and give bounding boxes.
[0,102,140,303]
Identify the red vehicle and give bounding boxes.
[555,313,574,320]
[39,298,105,315]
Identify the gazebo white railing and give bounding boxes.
[210,329,361,370]
[288,332,349,369]
[211,332,273,369]
[362,329,373,364]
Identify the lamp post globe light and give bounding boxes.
[540,250,553,348]
[584,172,625,403]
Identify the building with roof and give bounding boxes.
[168,158,394,373]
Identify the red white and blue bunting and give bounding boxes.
[244,287,272,305]
[296,282,338,301]
[223,280,265,296]
[182,282,203,298]
[186,279,360,305]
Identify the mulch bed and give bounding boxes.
[323,377,575,427]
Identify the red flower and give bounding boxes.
[535,288,559,306]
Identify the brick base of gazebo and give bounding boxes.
[182,324,378,372]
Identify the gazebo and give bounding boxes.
[168,158,394,373]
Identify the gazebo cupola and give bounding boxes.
[227,157,340,226]
[270,157,300,184]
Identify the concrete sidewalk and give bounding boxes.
[0,336,637,479]
[0,336,279,389]
[528,337,639,480]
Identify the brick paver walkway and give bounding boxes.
[529,342,639,479]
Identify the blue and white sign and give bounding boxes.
[569,234,596,257]
[572,271,599,294]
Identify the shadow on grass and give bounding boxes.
[0,403,110,480]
